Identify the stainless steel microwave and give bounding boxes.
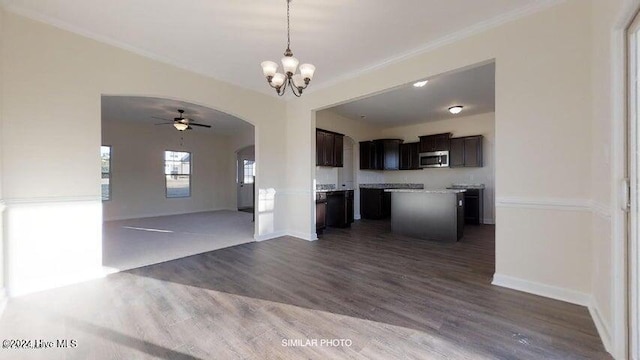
[419,151,449,168]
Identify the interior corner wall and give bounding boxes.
[589,0,634,357]
[287,0,594,302]
[380,112,496,224]
[1,12,286,296]
[101,120,237,221]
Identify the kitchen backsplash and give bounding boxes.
[316,184,337,191]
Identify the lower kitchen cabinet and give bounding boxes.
[326,190,354,228]
[316,192,327,234]
[360,188,391,219]
[463,189,484,225]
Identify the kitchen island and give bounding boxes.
[385,189,466,242]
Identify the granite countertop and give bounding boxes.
[360,183,424,189]
[384,189,467,194]
[448,184,485,189]
[316,188,355,193]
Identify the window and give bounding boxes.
[101,146,111,201]
[165,150,191,198]
[243,160,255,184]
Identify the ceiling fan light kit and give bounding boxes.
[261,0,315,97]
[154,109,212,131]
[448,105,464,114]
[174,123,189,131]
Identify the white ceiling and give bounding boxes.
[101,96,254,135]
[3,0,547,95]
[328,62,495,127]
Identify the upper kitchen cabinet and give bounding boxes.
[450,135,483,168]
[333,133,344,167]
[376,139,402,170]
[399,142,420,170]
[360,139,403,170]
[359,141,375,169]
[419,133,452,153]
[316,129,344,167]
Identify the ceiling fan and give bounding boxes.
[153,109,211,131]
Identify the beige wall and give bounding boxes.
[0,7,5,296]
[0,12,286,295]
[102,119,241,221]
[288,0,594,304]
[380,112,496,224]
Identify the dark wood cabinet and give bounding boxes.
[359,139,403,170]
[316,130,324,165]
[379,139,402,170]
[399,142,420,170]
[463,189,484,225]
[316,129,344,167]
[326,190,354,228]
[419,133,451,153]
[333,134,344,167]
[449,135,483,168]
[450,138,465,167]
[360,188,392,219]
[316,192,327,234]
[359,141,374,170]
[463,136,482,167]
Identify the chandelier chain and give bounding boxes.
[287,0,291,50]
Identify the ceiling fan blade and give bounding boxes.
[189,123,212,128]
[154,122,174,126]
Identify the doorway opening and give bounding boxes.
[237,145,256,215]
[100,96,256,271]
[313,60,496,274]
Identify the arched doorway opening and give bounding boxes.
[100,96,256,271]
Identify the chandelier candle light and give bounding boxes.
[261,0,315,97]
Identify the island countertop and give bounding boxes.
[384,189,466,194]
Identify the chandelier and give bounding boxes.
[260,0,315,97]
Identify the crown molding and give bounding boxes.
[2,0,564,102]
[303,0,565,96]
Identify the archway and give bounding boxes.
[100,95,256,271]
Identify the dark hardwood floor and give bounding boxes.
[0,220,610,359]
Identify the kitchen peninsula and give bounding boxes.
[386,189,466,242]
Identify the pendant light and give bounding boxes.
[260,0,315,97]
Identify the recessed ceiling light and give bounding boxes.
[413,80,429,88]
[448,106,463,114]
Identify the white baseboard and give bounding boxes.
[0,288,7,317]
[254,230,317,242]
[287,231,318,241]
[588,300,612,355]
[491,273,591,306]
[254,231,287,242]
[354,214,362,220]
